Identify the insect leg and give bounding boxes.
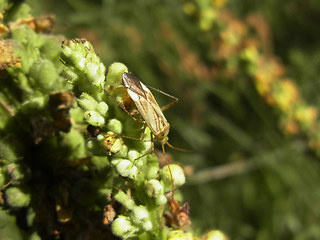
[104,87,144,122]
[145,85,179,112]
[161,143,175,200]
[118,101,144,123]
[160,98,178,112]
[120,123,147,141]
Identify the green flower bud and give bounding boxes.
[160,164,186,192]
[10,27,41,73]
[142,140,152,153]
[60,129,86,159]
[157,195,168,205]
[87,139,96,150]
[107,119,122,134]
[144,154,159,179]
[97,134,105,141]
[19,95,47,113]
[115,159,138,179]
[6,163,28,183]
[139,128,153,154]
[87,139,108,156]
[111,215,138,239]
[131,205,148,221]
[134,158,144,168]
[26,208,36,227]
[146,179,164,198]
[40,36,63,63]
[5,186,31,208]
[69,107,84,122]
[168,230,193,240]
[16,72,33,94]
[106,62,128,87]
[123,119,144,142]
[144,221,153,232]
[0,136,25,163]
[113,144,129,158]
[62,68,78,82]
[86,62,106,88]
[7,3,32,21]
[127,150,139,162]
[110,158,121,166]
[78,93,99,110]
[61,40,90,69]
[29,232,41,240]
[90,156,109,170]
[97,102,108,116]
[206,230,228,240]
[61,39,106,90]
[29,58,58,91]
[0,168,5,187]
[145,179,167,205]
[114,191,135,210]
[84,110,105,126]
[131,206,152,231]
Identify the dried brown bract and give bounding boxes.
[9,15,55,33]
[0,40,21,69]
[49,91,75,132]
[165,198,191,229]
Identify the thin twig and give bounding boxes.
[188,142,306,184]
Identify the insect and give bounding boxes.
[121,72,192,197]
[121,72,176,150]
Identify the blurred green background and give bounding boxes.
[24,0,320,239]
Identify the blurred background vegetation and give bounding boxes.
[10,0,320,239]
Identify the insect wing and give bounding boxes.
[122,73,147,99]
[141,83,170,137]
[122,73,169,138]
[125,86,159,135]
